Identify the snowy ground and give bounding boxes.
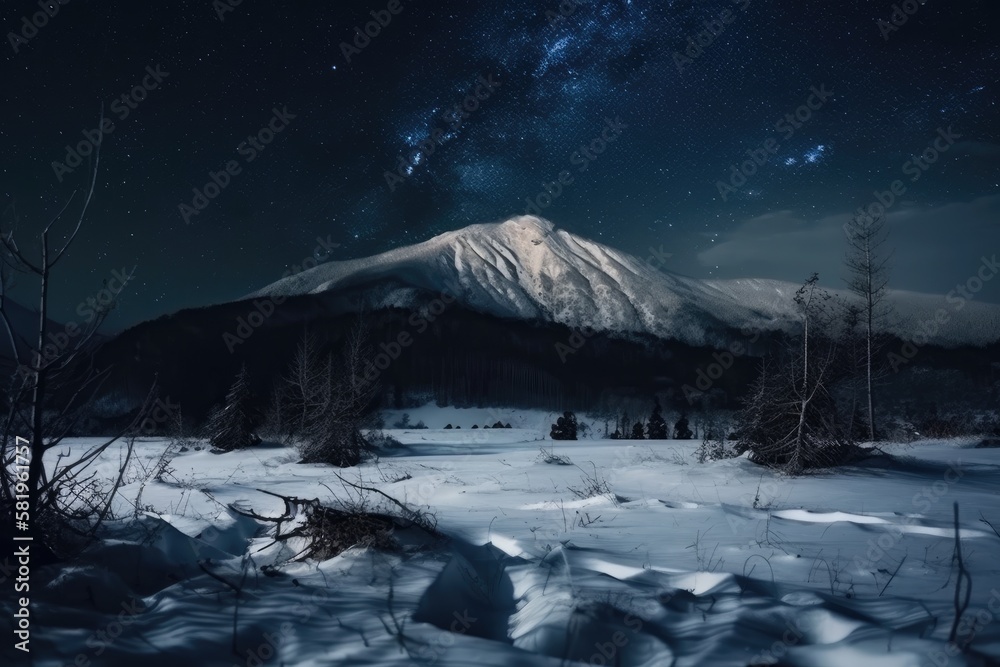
[3,413,1000,666]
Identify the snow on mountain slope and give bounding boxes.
[248,216,1000,347]
[704,277,1000,347]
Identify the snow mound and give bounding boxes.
[5,433,1000,665]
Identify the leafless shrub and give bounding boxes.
[568,462,618,505]
[696,418,736,463]
[538,445,572,465]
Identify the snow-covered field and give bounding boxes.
[4,415,1000,666]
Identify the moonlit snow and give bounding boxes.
[4,405,999,666]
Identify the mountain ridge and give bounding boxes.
[246,216,1000,348]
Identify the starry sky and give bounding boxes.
[1,0,998,329]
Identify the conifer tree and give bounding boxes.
[646,399,669,439]
[550,411,578,440]
[674,414,693,440]
[208,364,261,452]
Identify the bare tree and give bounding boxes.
[735,274,858,472]
[290,317,380,467]
[844,211,893,441]
[0,113,154,558]
[340,315,379,416]
[278,328,326,438]
[258,380,289,443]
[839,302,865,439]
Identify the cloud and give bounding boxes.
[697,195,1000,300]
[951,140,1000,159]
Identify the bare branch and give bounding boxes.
[49,104,104,269]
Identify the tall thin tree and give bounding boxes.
[844,211,893,441]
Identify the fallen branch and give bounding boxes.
[979,512,1000,541]
[225,486,440,565]
[878,555,906,597]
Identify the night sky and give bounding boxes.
[1,0,998,329]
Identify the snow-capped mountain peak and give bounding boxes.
[248,216,1000,348]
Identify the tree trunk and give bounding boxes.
[866,243,875,442]
[26,234,49,542]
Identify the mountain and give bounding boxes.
[79,216,1000,427]
[249,215,1000,348]
[0,298,86,364]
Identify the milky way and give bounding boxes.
[1,0,997,326]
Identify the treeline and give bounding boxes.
[88,297,762,428]
[549,401,694,441]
